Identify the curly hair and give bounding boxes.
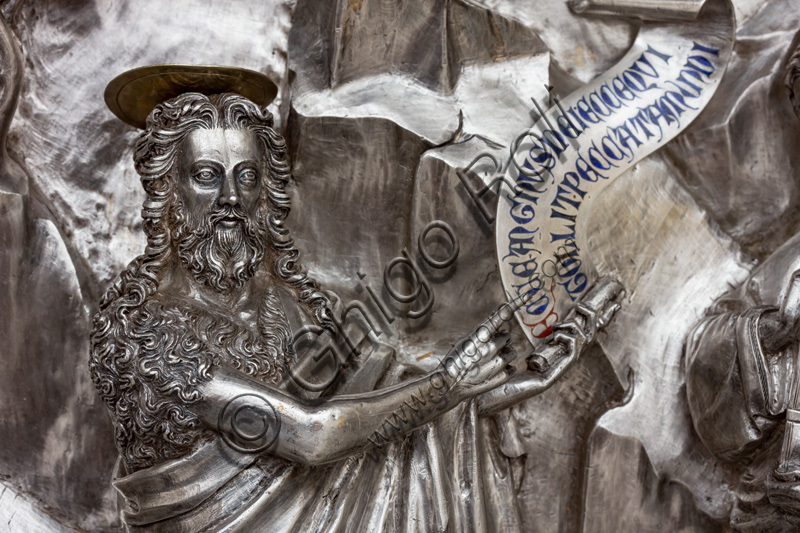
[90,93,333,471]
[786,40,800,120]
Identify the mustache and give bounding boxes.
[180,203,258,240]
[206,204,249,225]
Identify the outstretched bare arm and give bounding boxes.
[192,316,517,466]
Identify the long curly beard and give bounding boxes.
[172,200,266,292]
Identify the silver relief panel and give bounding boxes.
[2,0,800,532]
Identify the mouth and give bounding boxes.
[218,216,241,228]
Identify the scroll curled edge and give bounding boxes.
[495,0,735,344]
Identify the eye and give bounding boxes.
[191,166,219,187]
[238,168,259,188]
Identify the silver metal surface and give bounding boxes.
[4,0,800,531]
[569,0,709,22]
[87,88,623,531]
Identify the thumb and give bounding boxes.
[472,365,515,395]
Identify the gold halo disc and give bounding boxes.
[104,64,278,129]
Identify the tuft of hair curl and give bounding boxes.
[786,43,800,120]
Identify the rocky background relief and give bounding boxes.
[0,0,796,531]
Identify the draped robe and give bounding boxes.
[686,232,800,531]
[110,285,525,532]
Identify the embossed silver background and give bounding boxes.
[0,0,796,531]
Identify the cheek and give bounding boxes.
[241,187,262,212]
[178,181,217,211]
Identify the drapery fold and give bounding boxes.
[113,288,524,532]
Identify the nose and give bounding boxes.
[218,171,239,207]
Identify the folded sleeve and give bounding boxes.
[686,307,792,462]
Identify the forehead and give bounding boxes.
[179,128,263,165]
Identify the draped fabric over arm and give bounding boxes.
[686,306,793,461]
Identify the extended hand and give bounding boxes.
[449,332,517,398]
[439,322,517,403]
[475,277,626,416]
[528,277,624,374]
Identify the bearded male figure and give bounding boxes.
[90,68,622,532]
